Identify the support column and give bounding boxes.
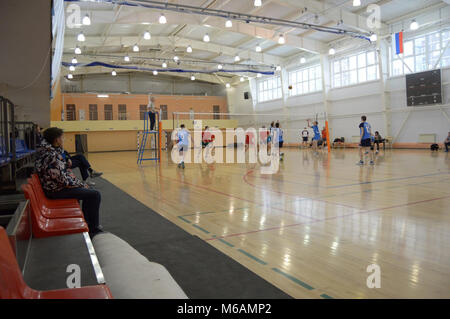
[378,39,392,139]
[320,54,332,151]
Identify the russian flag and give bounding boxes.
[393,31,404,55]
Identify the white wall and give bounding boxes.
[62,73,227,97]
[227,68,450,144]
[0,0,51,126]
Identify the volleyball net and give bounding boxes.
[171,111,331,147]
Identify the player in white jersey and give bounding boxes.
[177,124,191,169]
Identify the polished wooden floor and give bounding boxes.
[87,148,450,299]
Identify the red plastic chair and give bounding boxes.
[0,227,112,299]
[31,174,80,209]
[21,184,89,238]
[26,179,83,219]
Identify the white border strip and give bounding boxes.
[82,232,106,284]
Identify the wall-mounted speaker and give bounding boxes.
[244,92,250,100]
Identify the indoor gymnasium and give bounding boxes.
[1,0,450,304]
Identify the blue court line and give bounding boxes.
[192,224,210,234]
[271,268,314,291]
[178,216,191,224]
[237,249,268,265]
[218,239,235,247]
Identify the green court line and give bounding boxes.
[271,268,314,291]
[320,294,334,299]
[178,216,191,224]
[218,239,235,247]
[192,224,210,234]
[238,249,267,265]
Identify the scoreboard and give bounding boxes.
[406,69,442,107]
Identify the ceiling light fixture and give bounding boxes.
[124,55,130,62]
[254,0,262,7]
[225,20,232,28]
[162,62,167,68]
[133,44,139,52]
[410,19,419,31]
[112,70,117,76]
[143,31,151,40]
[75,46,81,54]
[353,0,361,7]
[153,70,158,75]
[256,44,262,52]
[77,32,85,42]
[329,48,336,55]
[71,57,78,64]
[159,14,167,24]
[203,33,210,42]
[234,55,240,62]
[278,34,285,44]
[68,74,73,79]
[82,14,91,26]
[187,45,192,53]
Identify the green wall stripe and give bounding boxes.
[320,294,334,299]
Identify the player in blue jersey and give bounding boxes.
[307,119,321,154]
[358,115,374,165]
[177,124,191,169]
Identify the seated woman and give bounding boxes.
[35,127,104,238]
[373,131,385,153]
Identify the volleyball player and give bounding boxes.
[358,115,374,165]
[177,124,191,169]
[307,119,321,154]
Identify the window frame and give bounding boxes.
[288,64,323,97]
[257,75,282,103]
[331,49,380,89]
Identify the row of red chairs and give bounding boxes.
[0,174,113,299]
[0,227,113,299]
[21,174,89,237]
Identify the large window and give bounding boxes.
[89,104,98,120]
[257,76,282,103]
[66,104,76,121]
[104,105,113,120]
[160,105,168,120]
[288,64,322,96]
[391,29,450,77]
[332,50,379,88]
[139,105,147,120]
[213,105,220,120]
[118,104,127,120]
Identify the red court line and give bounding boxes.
[206,194,450,241]
[159,173,320,221]
[243,170,360,210]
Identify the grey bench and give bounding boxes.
[93,232,188,299]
